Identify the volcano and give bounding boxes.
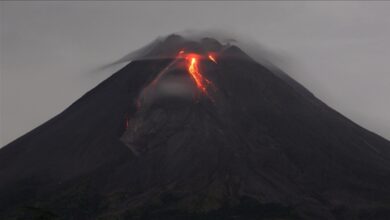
[1,35,390,220]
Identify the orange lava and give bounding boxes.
[173,50,217,102]
[187,55,208,93]
[208,54,217,63]
[175,51,215,96]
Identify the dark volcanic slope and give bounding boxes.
[1,35,390,220]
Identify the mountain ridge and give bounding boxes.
[1,35,389,220]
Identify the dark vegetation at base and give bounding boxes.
[124,196,299,220]
[16,206,59,220]
[10,198,300,220]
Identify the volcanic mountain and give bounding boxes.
[1,35,390,220]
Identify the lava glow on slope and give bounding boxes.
[125,51,218,130]
[177,51,216,95]
[208,54,217,64]
[187,55,208,93]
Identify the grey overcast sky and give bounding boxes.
[1,1,390,147]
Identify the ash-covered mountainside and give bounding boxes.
[1,34,390,220]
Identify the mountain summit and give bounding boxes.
[1,35,390,220]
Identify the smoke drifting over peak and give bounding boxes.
[108,30,285,67]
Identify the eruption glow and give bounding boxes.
[208,54,217,63]
[177,51,216,95]
[187,55,209,93]
[126,50,217,128]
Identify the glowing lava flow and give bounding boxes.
[176,51,216,96]
[208,54,217,63]
[187,55,209,94]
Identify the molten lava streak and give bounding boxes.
[187,56,210,94]
[177,51,216,96]
[208,54,217,63]
[125,51,217,128]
